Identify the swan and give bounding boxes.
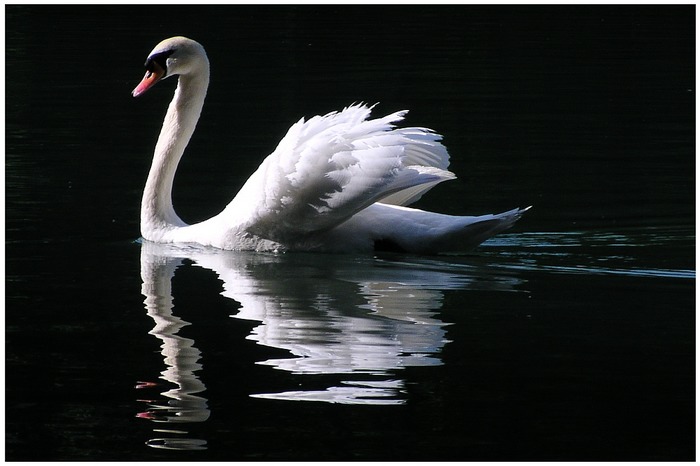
[133,36,529,254]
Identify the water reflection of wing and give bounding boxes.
[185,250,452,376]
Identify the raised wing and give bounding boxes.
[225,104,455,243]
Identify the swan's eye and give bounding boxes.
[145,49,175,74]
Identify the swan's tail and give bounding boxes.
[426,205,532,253]
[326,204,532,254]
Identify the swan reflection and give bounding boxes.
[137,240,523,446]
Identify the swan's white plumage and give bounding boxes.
[135,37,528,254]
[226,104,456,240]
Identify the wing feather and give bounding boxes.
[227,104,455,242]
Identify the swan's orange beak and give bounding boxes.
[132,61,166,97]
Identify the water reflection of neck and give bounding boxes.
[140,248,210,424]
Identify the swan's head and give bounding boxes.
[132,36,208,97]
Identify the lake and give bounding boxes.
[5,4,695,461]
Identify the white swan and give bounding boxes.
[133,36,529,254]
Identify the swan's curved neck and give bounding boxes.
[141,68,209,241]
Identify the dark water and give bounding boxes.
[5,5,695,461]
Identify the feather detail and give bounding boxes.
[224,103,454,241]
